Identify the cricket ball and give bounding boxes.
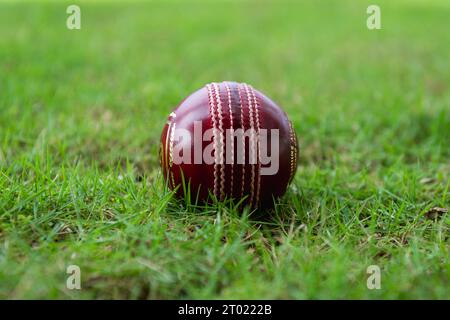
[160,81,298,209]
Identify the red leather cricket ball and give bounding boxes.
[160,81,298,209]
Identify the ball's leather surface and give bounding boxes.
[160,81,298,208]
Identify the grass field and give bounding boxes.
[0,0,449,299]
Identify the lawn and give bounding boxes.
[0,0,449,299]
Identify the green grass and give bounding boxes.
[0,0,449,299]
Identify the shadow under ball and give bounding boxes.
[160,81,298,209]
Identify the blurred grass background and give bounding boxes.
[0,0,448,299]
